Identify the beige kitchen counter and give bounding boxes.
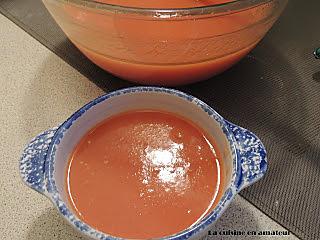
[0,13,298,240]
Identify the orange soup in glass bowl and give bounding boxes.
[42,0,287,85]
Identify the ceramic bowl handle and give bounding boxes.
[19,127,58,195]
[226,121,267,191]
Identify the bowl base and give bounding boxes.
[73,40,258,86]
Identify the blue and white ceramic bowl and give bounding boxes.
[19,87,267,240]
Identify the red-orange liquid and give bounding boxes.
[43,0,272,85]
[95,0,233,8]
[67,110,223,238]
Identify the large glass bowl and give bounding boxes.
[43,0,288,86]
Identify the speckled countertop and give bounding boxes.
[0,13,299,240]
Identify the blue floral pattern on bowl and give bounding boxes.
[19,87,267,240]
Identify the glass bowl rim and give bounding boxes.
[48,0,276,17]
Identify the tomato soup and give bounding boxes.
[95,0,233,8]
[47,0,272,85]
[66,110,223,238]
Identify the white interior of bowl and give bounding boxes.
[52,91,234,218]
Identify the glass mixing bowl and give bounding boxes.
[43,0,288,86]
